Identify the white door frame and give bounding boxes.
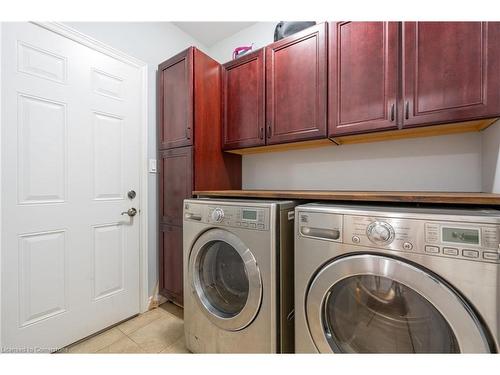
[0,22,150,349]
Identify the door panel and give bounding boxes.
[159,147,193,226]
[222,49,265,149]
[159,224,183,305]
[92,223,125,301]
[266,23,327,144]
[17,93,67,203]
[403,22,500,127]
[18,230,67,327]
[92,112,124,200]
[329,22,399,136]
[2,23,142,351]
[158,48,193,149]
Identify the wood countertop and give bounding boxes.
[193,190,500,205]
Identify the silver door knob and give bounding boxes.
[121,208,137,217]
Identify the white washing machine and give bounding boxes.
[295,203,500,353]
[183,198,298,353]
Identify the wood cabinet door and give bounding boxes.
[402,22,500,127]
[222,49,265,150]
[159,224,183,305]
[266,23,327,144]
[158,48,193,149]
[159,146,193,226]
[329,22,399,136]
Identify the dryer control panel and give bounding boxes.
[343,214,500,264]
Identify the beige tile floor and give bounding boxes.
[60,302,190,354]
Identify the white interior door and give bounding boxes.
[1,23,144,352]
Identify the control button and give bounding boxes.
[211,208,224,223]
[367,221,395,245]
[352,235,360,244]
[462,249,479,258]
[443,247,459,256]
[249,223,256,229]
[483,252,500,261]
[403,242,413,250]
[257,224,265,230]
[425,245,440,254]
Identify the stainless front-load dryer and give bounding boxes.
[295,203,500,353]
[183,198,298,353]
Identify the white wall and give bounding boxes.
[64,22,208,296]
[210,22,494,193]
[243,133,482,191]
[482,119,500,193]
[209,22,277,63]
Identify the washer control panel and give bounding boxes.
[184,205,270,231]
[344,214,500,264]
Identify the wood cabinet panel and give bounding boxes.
[159,147,193,226]
[402,22,500,127]
[159,224,183,305]
[329,22,399,136]
[158,48,193,149]
[266,23,327,144]
[222,49,265,150]
[195,50,242,189]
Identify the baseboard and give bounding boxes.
[147,282,168,310]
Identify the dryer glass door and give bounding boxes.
[190,229,263,331]
[306,254,491,353]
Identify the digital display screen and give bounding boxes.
[242,210,257,221]
[442,227,480,245]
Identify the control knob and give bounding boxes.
[367,221,395,245]
[211,208,225,223]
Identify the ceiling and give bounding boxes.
[173,22,257,47]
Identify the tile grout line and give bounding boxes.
[116,314,164,336]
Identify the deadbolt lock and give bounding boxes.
[127,190,136,199]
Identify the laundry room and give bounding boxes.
[1,0,500,374]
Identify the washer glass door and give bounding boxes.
[306,254,491,353]
[199,240,249,317]
[324,275,459,353]
[190,229,262,331]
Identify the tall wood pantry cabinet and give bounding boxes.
[157,47,241,305]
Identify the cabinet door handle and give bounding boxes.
[405,101,409,120]
[390,103,395,122]
[259,127,264,140]
[267,124,271,138]
[186,126,191,139]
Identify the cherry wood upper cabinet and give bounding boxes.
[222,49,265,150]
[402,22,500,127]
[266,23,327,144]
[159,147,193,226]
[329,22,399,136]
[158,48,193,149]
[159,224,183,305]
